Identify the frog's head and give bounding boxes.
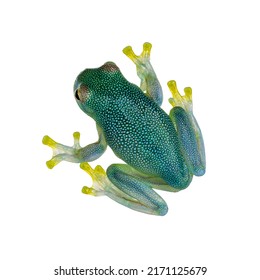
[73,62,122,118]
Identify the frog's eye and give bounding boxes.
[74,85,89,103]
[101,62,119,73]
[75,89,80,100]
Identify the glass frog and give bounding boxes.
[43,43,205,215]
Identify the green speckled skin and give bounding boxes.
[43,43,205,215]
[74,63,191,188]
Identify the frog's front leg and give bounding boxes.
[168,81,206,176]
[42,124,107,169]
[80,163,168,216]
[123,42,163,106]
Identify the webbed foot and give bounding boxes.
[80,162,108,196]
[123,42,152,66]
[42,132,82,169]
[168,80,193,114]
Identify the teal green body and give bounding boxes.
[74,63,191,188]
[43,43,205,215]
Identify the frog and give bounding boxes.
[42,42,205,216]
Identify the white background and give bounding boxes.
[1,0,259,279]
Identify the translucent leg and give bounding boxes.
[123,42,163,106]
[168,81,206,176]
[80,163,168,216]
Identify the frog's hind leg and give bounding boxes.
[168,81,206,176]
[80,163,168,216]
[123,42,163,106]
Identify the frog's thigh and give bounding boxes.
[106,164,168,216]
[170,106,205,176]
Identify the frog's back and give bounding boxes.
[75,64,191,187]
[94,81,189,186]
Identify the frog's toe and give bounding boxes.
[46,157,61,169]
[72,131,81,149]
[42,135,59,168]
[42,135,56,148]
[122,46,138,62]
